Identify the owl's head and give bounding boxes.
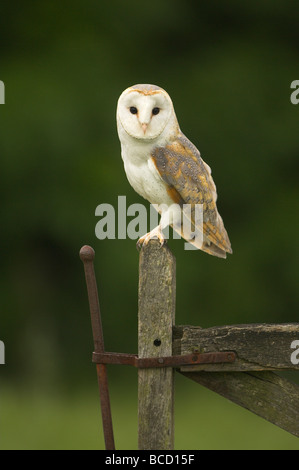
[117,84,176,141]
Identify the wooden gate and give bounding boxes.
[80,241,299,450]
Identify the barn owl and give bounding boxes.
[116,84,232,258]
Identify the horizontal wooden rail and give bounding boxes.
[173,323,299,372]
[174,322,299,437]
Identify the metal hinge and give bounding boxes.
[92,351,236,368]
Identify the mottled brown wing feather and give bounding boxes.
[151,133,232,257]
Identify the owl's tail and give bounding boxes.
[170,211,232,258]
[201,241,230,259]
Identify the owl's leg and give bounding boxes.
[136,206,178,249]
[136,224,166,250]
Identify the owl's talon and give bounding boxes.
[137,227,166,250]
[136,239,143,251]
[159,238,167,248]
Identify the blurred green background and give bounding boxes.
[1,0,298,449]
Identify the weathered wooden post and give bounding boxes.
[138,240,176,450]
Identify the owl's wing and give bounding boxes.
[151,133,232,258]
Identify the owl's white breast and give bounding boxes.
[119,131,173,207]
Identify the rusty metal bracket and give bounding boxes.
[92,351,236,368]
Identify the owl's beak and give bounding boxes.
[141,123,148,134]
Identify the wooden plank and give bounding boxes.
[173,323,299,372]
[138,240,176,450]
[179,370,299,437]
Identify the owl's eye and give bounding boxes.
[152,107,160,115]
[130,106,138,115]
